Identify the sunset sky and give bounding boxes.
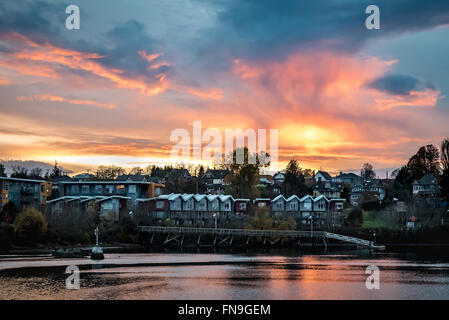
[1,0,449,176]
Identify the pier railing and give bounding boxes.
[137,226,377,248]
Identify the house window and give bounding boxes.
[105,185,114,193]
[240,203,247,210]
[81,185,90,194]
[71,185,79,194]
[156,201,164,209]
[128,185,136,194]
[95,185,103,194]
[3,181,8,191]
[102,202,113,210]
[258,202,266,207]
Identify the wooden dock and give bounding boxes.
[137,226,385,249]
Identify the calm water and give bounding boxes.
[1,249,449,299]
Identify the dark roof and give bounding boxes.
[49,175,72,182]
[202,169,230,179]
[117,174,150,182]
[316,171,332,180]
[363,179,381,187]
[72,173,95,180]
[414,173,438,185]
[166,169,191,180]
[0,176,46,183]
[335,172,360,178]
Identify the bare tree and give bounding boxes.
[361,163,376,180]
[441,138,449,172]
[29,167,43,179]
[11,165,28,178]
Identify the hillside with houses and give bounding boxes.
[0,140,448,247]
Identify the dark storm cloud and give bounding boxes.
[97,20,167,75]
[0,0,64,38]
[0,1,170,81]
[368,73,437,96]
[195,0,449,62]
[1,0,449,81]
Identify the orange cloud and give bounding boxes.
[374,89,439,110]
[138,50,160,63]
[0,77,10,85]
[0,32,168,95]
[187,87,224,100]
[17,94,118,109]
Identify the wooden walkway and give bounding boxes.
[137,226,383,249]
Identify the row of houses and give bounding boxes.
[1,168,443,226]
[45,180,165,221]
[137,193,346,229]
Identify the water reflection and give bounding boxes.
[1,249,449,300]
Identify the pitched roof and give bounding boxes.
[415,173,438,185]
[117,174,150,181]
[202,169,230,179]
[300,195,313,202]
[313,195,329,202]
[335,172,360,178]
[271,194,286,202]
[166,169,191,180]
[286,195,300,202]
[315,171,332,180]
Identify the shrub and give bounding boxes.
[347,207,363,228]
[45,208,98,244]
[0,223,15,249]
[0,202,19,223]
[250,207,273,230]
[14,208,47,244]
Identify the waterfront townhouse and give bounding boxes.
[140,193,248,226]
[0,177,52,210]
[56,180,164,201]
[270,194,334,230]
[253,198,271,208]
[234,199,250,215]
[46,180,164,222]
[253,193,338,230]
[46,195,131,221]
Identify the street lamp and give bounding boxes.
[308,213,314,237]
[213,213,218,229]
